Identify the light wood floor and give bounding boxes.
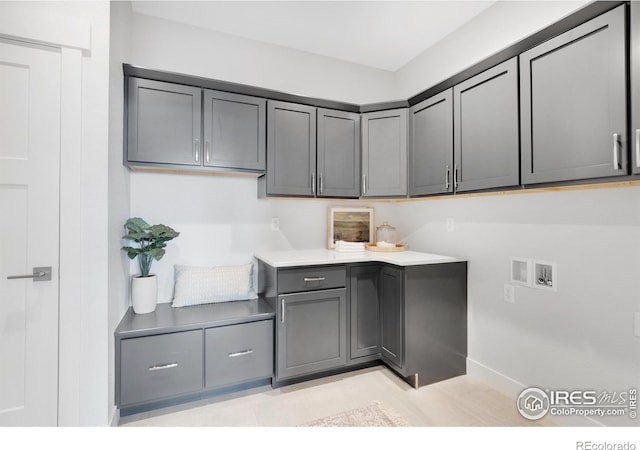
[118,365,555,427]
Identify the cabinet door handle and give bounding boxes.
[612,133,621,170]
[303,277,326,282]
[148,362,178,372]
[311,172,316,195]
[205,140,210,163]
[635,129,640,168]
[194,139,200,163]
[319,173,324,195]
[228,349,253,358]
[454,164,459,189]
[445,165,451,191]
[362,175,367,195]
[281,297,285,323]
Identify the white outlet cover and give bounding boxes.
[446,218,454,232]
[504,284,515,303]
[271,217,279,231]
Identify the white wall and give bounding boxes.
[125,9,399,302]
[394,1,589,99]
[108,0,132,426]
[130,172,396,302]
[119,0,639,427]
[130,12,397,105]
[390,0,638,426]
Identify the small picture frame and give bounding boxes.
[510,257,532,287]
[328,207,374,249]
[532,259,557,291]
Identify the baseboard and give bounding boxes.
[109,407,120,427]
[466,358,603,427]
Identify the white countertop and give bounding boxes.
[254,249,467,268]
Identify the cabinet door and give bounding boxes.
[277,289,347,380]
[317,108,360,198]
[203,90,266,171]
[379,266,403,370]
[361,108,408,197]
[520,6,627,185]
[409,89,454,196]
[454,57,519,192]
[119,330,203,407]
[632,2,640,174]
[266,100,316,196]
[349,265,380,360]
[127,78,202,166]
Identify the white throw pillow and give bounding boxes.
[172,263,258,308]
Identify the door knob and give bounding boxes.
[7,266,52,282]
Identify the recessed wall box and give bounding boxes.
[532,260,557,291]
[510,257,531,286]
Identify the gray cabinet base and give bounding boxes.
[119,377,272,417]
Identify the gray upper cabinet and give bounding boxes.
[266,100,317,196]
[454,57,519,192]
[520,5,627,185]
[632,2,640,175]
[127,78,202,166]
[361,108,408,197]
[317,108,360,198]
[203,90,266,171]
[409,89,454,197]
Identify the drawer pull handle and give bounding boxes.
[148,362,178,372]
[613,133,621,170]
[228,349,253,358]
[635,129,640,168]
[303,277,326,282]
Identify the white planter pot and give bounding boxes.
[131,274,158,314]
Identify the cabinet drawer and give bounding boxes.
[119,330,203,407]
[205,320,273,389]
[277,266,346,293]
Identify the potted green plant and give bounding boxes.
[122,217,179,314]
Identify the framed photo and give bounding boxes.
[328,207,374,249]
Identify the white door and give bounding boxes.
[0,38,61,426]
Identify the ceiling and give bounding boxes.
[130,1,496,72]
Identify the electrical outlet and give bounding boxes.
[271,217,280,231]
[635,312,640,337]
[446,218,454,232]
[504,284,515,303]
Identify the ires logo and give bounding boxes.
[549,390,598,406]
[517,387,637,421]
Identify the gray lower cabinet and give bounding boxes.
[266,100,317,196]
[379,265,404,370]
[349,265,380,360]
[115,300,275,413]
[361,108,408,197]
[632,1,640,175]
[520,5,627,185]
[203,89,266,171]
[453,57,519,192]
[205,320,273,390]
[409,89,454,197]
[277,288,347,380]
[317,108,361,198]
[127,77,202,166]
[120,330,204,408]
